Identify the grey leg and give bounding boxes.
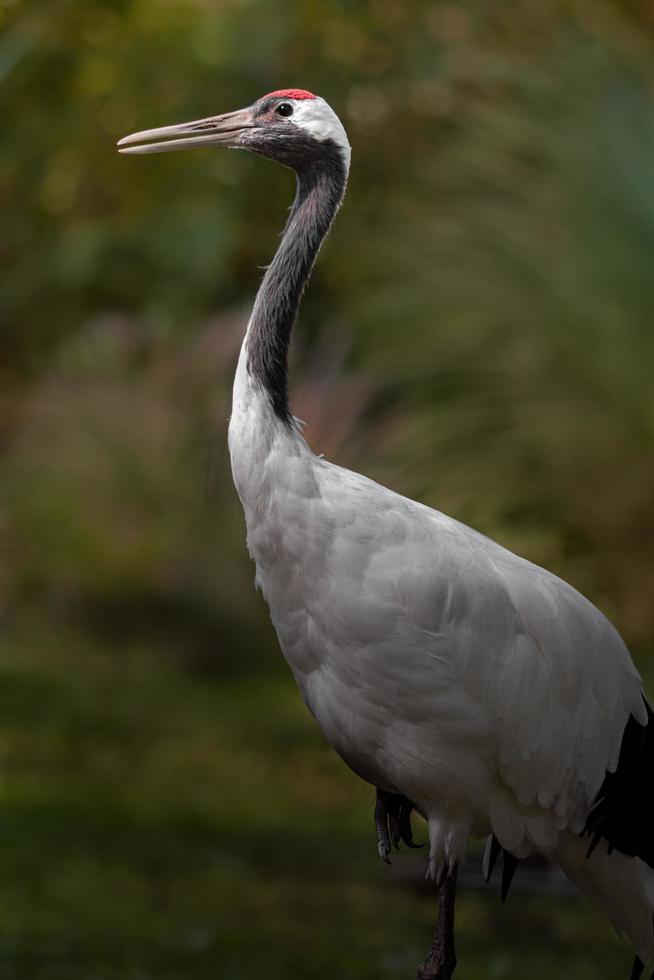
[417,866,458,980]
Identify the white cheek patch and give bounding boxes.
[292,98,351,170]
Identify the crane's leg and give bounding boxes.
[374,788,422,862]
[416,866,458,980]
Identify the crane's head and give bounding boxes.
[118,89,351,174]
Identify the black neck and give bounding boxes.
[247,141,348,424]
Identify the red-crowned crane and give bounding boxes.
[119,90,654,980]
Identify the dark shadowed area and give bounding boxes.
[2,1,654,977]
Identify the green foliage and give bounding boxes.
[3,0,654,638]
[2,0,654,975]
[0,622,635,979]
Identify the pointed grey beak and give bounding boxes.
[117,107,255,155]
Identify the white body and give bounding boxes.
[229,333,654,962]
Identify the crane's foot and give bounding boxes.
[374,788,423,863]
[416,868,458,979]
[416,953,457,980]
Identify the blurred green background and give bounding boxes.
[2,0,654,977]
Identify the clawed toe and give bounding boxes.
[400,800,423,848]
[376,834,391,863]
[374,788,424,863]
[389,808,402,850]
[374,791,392,862]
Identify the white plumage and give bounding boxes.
[119,88,653,977]
[229,319,653,963]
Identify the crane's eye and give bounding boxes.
[276,102,294,117]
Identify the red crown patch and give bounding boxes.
[263,88,317,101]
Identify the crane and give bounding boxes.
[119,89,654,980]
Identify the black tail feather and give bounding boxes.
[482,834,521,902]
[482,834,502,883]
[583,698,654,868]
[501,851,520,902]
[630,956,644,980]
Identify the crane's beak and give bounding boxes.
[117,107,255,155]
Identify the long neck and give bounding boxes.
[246,150,347,424]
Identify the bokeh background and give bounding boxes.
[2,0,654,977]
